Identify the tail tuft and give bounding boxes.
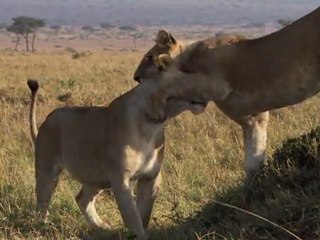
[27,79,39,144]
[27,79,39,93]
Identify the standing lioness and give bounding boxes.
[27,78,206,238]
[135,7,320,174]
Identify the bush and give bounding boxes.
[57,92,72,102]
[118,25,137,31]
[272,126,320,171]
[81,25,94,32]
[64,47,77,53]
[99,22,115,29]
[71,51,91,59]
[50,25,61,31]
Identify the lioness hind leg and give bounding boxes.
[76,185,111,230]
[35,164,61,221]
[241,111,269,175]
[111,176,145,238]
[136,172,161,229]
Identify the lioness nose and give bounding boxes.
[134,74,140,82]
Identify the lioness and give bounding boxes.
[133,29,252,170]
[27,78,206,238]
[137,7,320,174]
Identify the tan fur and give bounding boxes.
[142,8,320,174]
[133,29,245,82]
[27,78,206,238]
[134,30,252,172]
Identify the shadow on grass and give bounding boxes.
[148,127,320,240]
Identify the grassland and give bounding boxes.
[0,49,319,240]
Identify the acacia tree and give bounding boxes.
[6,23,24,51]
[6,16,45,52]
[131,32,144,49]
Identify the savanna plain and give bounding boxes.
[0,48,319,240]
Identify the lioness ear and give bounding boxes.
[156,29,177,46]
[169,33,177,45]
[155,54,173,70]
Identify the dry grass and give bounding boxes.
[0,49,319,239]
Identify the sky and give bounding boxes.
[0,0,319,26]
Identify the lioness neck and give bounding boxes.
[109,81,164,141]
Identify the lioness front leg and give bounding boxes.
[111,175,145,239]
[241,111,269,175]
[76,185,111,229]
[136,172,162,228]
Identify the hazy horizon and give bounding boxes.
[0,0,319,26]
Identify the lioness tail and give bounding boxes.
[27,79,39,144]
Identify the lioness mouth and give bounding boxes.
[167,96,207,114]
[167,96,207,107]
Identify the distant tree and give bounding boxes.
[82,25,94,32]
[99,22,114,29]
[252,22,265,28]
[0,22,8,30]
[131,32,144,49]
[119,25,137,31]
[277,18,293,28]
[6,23,24,51]
[215,31,226,38]
[6,16,45,52]
[50,25,61,31]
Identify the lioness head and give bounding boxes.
[134,30,246,83]
[133,29,183,83]
[146,70,210,122]
[148,90,207,122]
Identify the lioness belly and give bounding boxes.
[59,143,161,186]
[61,156,112,187]
[222,75,320,115]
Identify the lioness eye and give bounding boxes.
[146,55,153,61]
[158,65,165,71]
